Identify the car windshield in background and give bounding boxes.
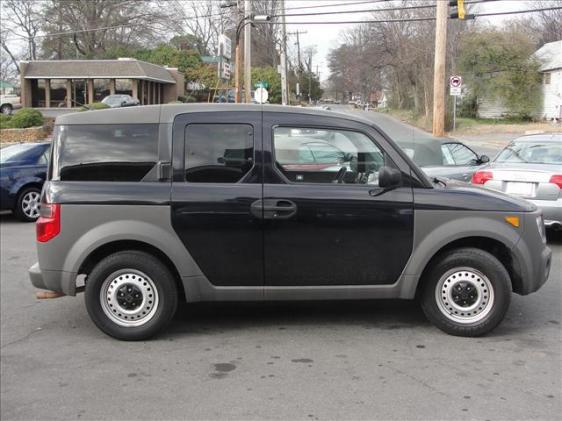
[102,95,129,106]
[496,142,562,165]
[0,143,36,163]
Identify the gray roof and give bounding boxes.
[22,59,176,83]
[533,40,562,72]
[54,103,376,126]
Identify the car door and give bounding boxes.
[262,112,414,287]
[171,111,263,287]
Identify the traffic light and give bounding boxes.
[449,0,467,19]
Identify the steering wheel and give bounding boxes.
[334,167,347,184]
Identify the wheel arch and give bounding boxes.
[414,236,522,298]
[77,239,185,300]
[13,180,43,202]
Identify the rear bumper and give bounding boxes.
[28,262,77,296]
[528,198,562,229]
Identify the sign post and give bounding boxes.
[449,75,462,131]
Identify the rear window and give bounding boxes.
[51,124,159,181]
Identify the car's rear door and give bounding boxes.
[262,112,414,287]
[171,111,263,287]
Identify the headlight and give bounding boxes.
[536,214,547,244]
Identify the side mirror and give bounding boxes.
[378,166,401,189]
[479,155,490,164]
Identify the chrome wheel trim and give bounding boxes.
[100,269,159,327]
[21,191,41,219]
[435,267,495,324]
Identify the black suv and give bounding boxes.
[29,104,551,340]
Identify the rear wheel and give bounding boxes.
[14,187,41,222]
[420,247,511,337]
[85,251,178,340]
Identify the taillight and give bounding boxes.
[471,170,493,185]
[549,174,562,189]
[37,203,60,242]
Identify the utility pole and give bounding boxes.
[308,52,312,104]
[243,0,252,103]
[234,0,241,103]
[432,0,448,136]
[279,0,288,105]
[288,30,306,72]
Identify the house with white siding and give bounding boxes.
[534,40,562,120]
[476,40,562,121]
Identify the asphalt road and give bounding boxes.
[1,219,561,420]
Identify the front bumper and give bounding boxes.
[28,262,77,295]
[528,198,562,229]
[511,212,552,295]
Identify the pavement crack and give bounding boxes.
[1,328,43,350]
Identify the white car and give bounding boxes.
[0,94,22,115]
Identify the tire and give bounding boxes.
[85,251,178,341]
[0,104,12,115]
[14,187,41,222]
[420,247,512,337]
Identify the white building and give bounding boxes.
[477,40,562,120]
[534,40,562,120]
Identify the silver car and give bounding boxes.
[471,134,562,230]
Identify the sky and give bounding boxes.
[283,0,535,81]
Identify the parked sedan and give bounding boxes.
[0,142,50,221]
[397,138,490,182]
[471,134,562,230]
[101,94,140,108]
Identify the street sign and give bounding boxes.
[220,62,231,80]
[449,75,462,96]
[254,87,269,104]
[255,81,270,89]
[450,86,461,96]
[218,34,232,60]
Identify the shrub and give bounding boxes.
[185,95,197,103]
[0,114,13,129]
[79,102,110,111]
[9,108,44,128]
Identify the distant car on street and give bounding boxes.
[101,94,140,108]
[0,94,22,115]
[397,138,490,182]
[0,142,50,221]
[471,133,562,230]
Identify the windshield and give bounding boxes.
[495,141,562,164]
[0,143,37,163]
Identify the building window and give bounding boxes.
[50,80,67,108]
[31,79,46,107]
[72,79,87,107]
[115,79,132,95]
[544,73,551,85]
[93,79,110,102]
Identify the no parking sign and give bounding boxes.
[450,75,462,96]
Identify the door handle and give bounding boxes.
[251,199,297,219]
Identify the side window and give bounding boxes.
[446,143,478,165]
[273,127,389,185]
[53,124,159,181]
[441,145,455,165]
[37,147,50,165]
[185,124,253,183]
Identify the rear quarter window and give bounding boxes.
[52,124,159,181]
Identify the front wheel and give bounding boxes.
[420,247,512,337]
[85,251,178,340]
[0,104,12,115]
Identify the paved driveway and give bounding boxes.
[1,212,560,420]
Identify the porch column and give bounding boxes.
[45,79,51,108]
[157,83,161,104]
[147,81,152,104]
[140,80,144,104]
[109,79,116,95]
[87,79,94,104]
[131,79,138,99]
[66,79,72,108]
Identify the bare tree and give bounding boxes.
[1,0,41,60]
[528,0,562,46]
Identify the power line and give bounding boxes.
[273,3,435,18]
[284,0,387,11]
[475,6,562,18]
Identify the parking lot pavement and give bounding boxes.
[1,215,560,421]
